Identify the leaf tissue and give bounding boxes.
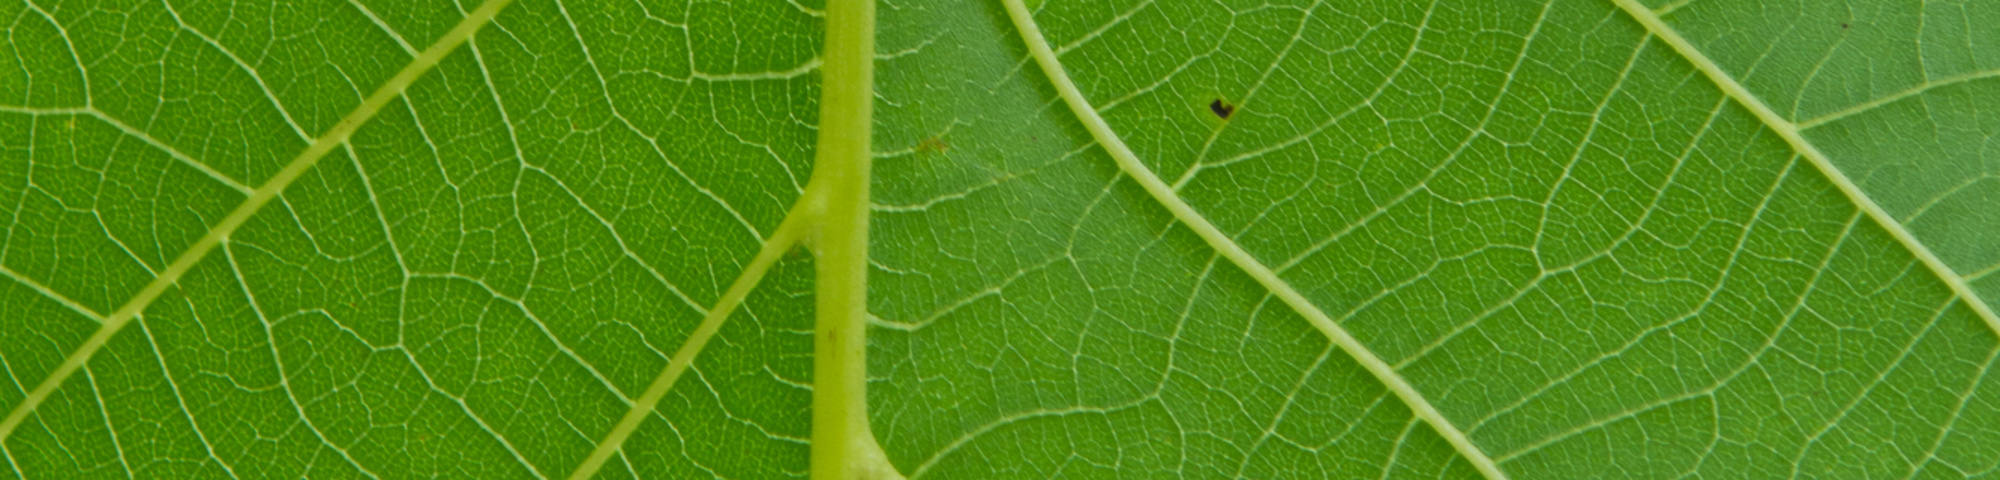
[1,0,1996,478]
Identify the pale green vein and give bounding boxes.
[1652,0,1694,16]
[1495,209,1860,462]
[135,311,243,479]
[998,1,1510,478]
[0,264,104,323]
[157,0,313,142]
[222,244,383,479]
[1607,0,2000,337]
[565,191,813,480]
[1904,174,1999,224]
[346,0,420,57]
[0,105,255,194]
[1797,68,2000,130]
[690,57,824,82]
[20,0,90,104]
[1972,263,2000,281]
[0,0,515,444]
[907,396,1159,479]
[80,366,133,479]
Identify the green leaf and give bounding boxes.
[2,0,1996,478]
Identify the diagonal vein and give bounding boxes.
[564,187,815,480]
[0,264,104,323]
[998,0,1509,478]
[0,0,516,444]
[1605,0,2000,337]
[1797,67,2000,130]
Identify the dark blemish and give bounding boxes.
[1841,23,1849,29]
[1209,99,1235,119]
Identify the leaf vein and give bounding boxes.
[565,196,812,480]
[220,244,384,480]
[999,0,1510,478]
[1606,0,2000,338]
[0,264,104,322]
[0,0,515,447]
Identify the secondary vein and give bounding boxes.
[997,0,1510,478]
[0,0,516,445]
[564,192,813,480]
[1605,0,2000,337]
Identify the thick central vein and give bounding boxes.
[810,0,902,477]
[0,0,516,445]
[1606,0,2000,336]
[997,1,1509,479]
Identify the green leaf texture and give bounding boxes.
[2,0,1997,478]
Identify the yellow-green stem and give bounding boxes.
[810,0,895,477]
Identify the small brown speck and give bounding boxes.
[1841,23,1850,29]
[917,136,950,154]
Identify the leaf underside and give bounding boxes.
[1,0,1997,478]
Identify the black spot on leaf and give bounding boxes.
[1209,99,1235,119]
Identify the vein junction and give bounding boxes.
[566,178,840,480]
[0,0,517,451]
[1605,0,2000,337]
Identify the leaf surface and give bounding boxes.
[1,0,1997,478]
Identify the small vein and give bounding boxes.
[156,0,315,142]
[345,0,420,57]
[135,316,243,480]
[81,367,135,480]
[20,1,92,103]
[1653,0,1695,16]
[908,397,1159,479]
[1797,68,2000,130]
[1496,211,1859,462]
[544,0,783,241]
[1969,262,2000,281]
[1903,342,2000,479]
[221,244,383,479]
[388,326,550,479]
[1787,297,1955,477]
[0,105,254,194]
[0,264,105,322]
[1052,0,1157,56]
[403,270,635,404]
[462,33,711,317]
[691,57,824,82]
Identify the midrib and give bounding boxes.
[996,1,1511,479]
[1605,0,2000,336]
[0,0,517,445]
